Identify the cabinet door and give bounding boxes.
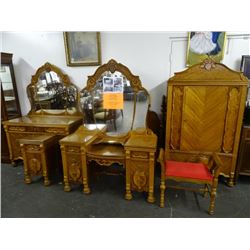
[180,86,228,151]
[0,64,21,120]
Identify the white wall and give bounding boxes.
[2,31,250,115]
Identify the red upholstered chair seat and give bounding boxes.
[158,150,222,215]
[165,160,213,181]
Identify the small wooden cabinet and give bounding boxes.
[124,129,157,203]
[237,126,250,177]
[20,135,59,185]
[1,52,22,163]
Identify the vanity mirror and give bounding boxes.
[27,62,80,115]
[79,59,150,135]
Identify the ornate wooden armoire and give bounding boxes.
[165,59,249,186]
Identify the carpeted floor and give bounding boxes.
[1,163,250,218]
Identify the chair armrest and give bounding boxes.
[211,153,223,177]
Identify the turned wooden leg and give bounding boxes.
[64,180,71,192]
[208,192,216,215]
[61,145,71,192]
[82,177,91,194]
[147,183,155,203]
[23,151,31,184]
[208,178,218,215]
[44,176,51,186]
[125,183,132,200]
[147,153,155,203]
[42,162,50,186]
[11,161,17,167]
[81,151,90,194]
[227,172,235,187]
[203,184,209,198]
[147,193,156,203]
[24,173,32,184]
[160,179,166,208]
[125,151,132,200]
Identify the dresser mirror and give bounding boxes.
[79,59,150,135]
[27,62,79,115]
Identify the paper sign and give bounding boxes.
[103,92,124,109]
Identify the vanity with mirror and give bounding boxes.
[3,62,83,165]
[60,59,157,202]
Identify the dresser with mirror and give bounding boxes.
[60,59,157,202]
[3,62,83,165]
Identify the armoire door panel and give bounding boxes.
[180,86,228,151]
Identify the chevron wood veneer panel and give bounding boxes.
[180,86,228,151]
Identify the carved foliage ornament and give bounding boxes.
[30,62,71,86]
[85,59,148,94]
[200,58,216,71]
[28,158,42,175]
[69,157,81,182]
[133,170,147,191]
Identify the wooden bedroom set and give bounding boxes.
[1,52,249,215]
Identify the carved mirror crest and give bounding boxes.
[27,62,80,116]
[79,59,150,135]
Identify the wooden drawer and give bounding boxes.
[7,125,67,135]
[9,126,26,132]
[66,146,81,153]
[131,151,148,159]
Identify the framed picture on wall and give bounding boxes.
[240,55,250,79]
[186,32,226,66]
[241,55,250,103]
[63,32,101,66]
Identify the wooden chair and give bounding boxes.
[157,149,223,215]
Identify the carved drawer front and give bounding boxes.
[67,154,82,182]
[129,160,149,192]
[45,127,66,135]
[66,146,81,153]
[24,144,41,152]
[131,151,148,159]
[9,126,26,132]
[26,127,46,133]
[26,154,43,176]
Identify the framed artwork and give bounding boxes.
[64,32,101,66]
[186,32,226,66]
[103,77,114,92]
[240,55,250,103]
[240,55,250,79]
